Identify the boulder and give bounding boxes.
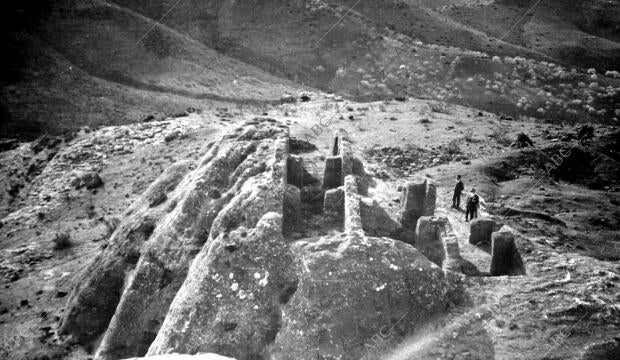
[490,227,526,276]
[272,232,450,359]
[70,170,103,189]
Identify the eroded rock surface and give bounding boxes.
[58,124,460,360]
[60,160,194,344]
[147,213,296,358]
[273,232,450,359]
[60,119,290,359]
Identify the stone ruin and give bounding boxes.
[469,218,527,276]
[58,120,523,360]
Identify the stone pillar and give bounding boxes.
[323,156,343,189]
[399,178,436,230]
[415,216,447,267]
[490,229,526,276]
[359,197,399,237]
[284,185,302,233]
[423,181,436,217]
[442,222,463,274]
[287,155,305,188]
[469,219,497,246]
[323,187,344,215]
[344,175,363,233]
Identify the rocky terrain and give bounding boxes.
[1,1,620,360]
[1,96,619,359]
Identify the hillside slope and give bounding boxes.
[1,0,306,138]
[2,0,620,136]
[104,0,620,123]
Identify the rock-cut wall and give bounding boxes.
[60,122,457,360]
[60,119,290,359]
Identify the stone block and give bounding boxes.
[490,230,526,276]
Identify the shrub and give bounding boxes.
[319,101,333,111]
[446,139,461,155]
[53,231,72,250]
[490,124,511,145]
[429,101,451,114]
[464,128,475,142]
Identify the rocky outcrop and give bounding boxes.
[147,212,296,358]
[60,119,290,359]
[273,232,450,359]
[94,120,289,360]
[60,125,459,360]
[60,160,194,344]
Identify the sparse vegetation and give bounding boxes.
[52,231,72,250]
[445,139,462,155]
[319,101,333,112]
[490,124,512,146]
[463,128,475,142]
[0,332,26,359]
[429,101,451,114]
[2,2,620,359]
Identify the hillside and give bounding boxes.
[1,0,306,139]
[2,0,620,139]
[0,97,618,359]
[0,2,619,360]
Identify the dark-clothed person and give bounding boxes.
[465,188,479,222]
[452,175,464,209]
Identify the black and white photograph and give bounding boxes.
[1,1,619,359]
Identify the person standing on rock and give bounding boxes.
[452,175,464,209]
[465,188,479,222]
